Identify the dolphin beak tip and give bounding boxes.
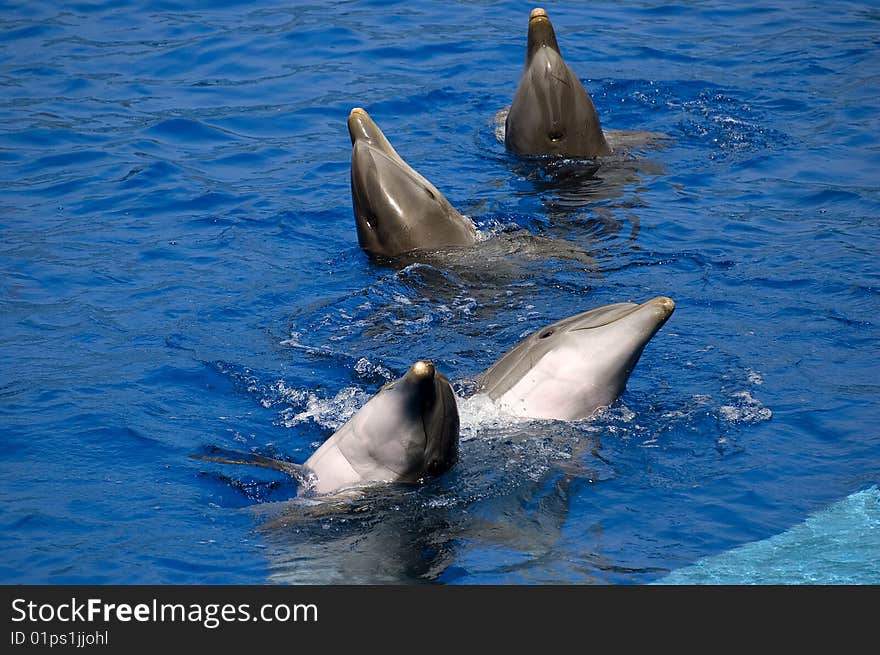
[348,108,370,142]
[530,7,548,20]
[654,296,676,318]
[408,360,436,381]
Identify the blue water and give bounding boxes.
[1,0,878,584]
[657,486,880,584]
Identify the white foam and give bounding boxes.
[595,404,637,424]
[746,369,764,385]
[718,390,772,424]
[278,386,369,431]
[353,357,394,382]
[279,331,332,356]
[474,217,520,241]
[457,393,530,440]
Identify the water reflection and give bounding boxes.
[255,416,616,584]
[503,132,668,232]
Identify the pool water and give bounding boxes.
[1,0,878,584]
[657,486,880,584]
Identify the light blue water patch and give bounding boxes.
[658,487,880,585]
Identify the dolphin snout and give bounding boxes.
[347,107,373,144]
[529,7,548,21]
[651,296,676,319]
[405,360,436,383]
[526,7,559,57]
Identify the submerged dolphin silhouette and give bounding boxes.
[347,107,477,257]
[193,361,460,496]
[477,297,675,420]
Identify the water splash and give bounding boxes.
[277,385,369,431]
[718,390,773,424]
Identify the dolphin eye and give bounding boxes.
[548,130,565,142]
[538,328,554,339]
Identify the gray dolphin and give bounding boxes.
[193,360,460,496]
[347,108,477,257]
[476,296,675,420]
[504,8,612,158]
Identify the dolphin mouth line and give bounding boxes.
[420,410,431,468]
[569,310,641,331]
[418,376,440,470]
[568,299,673,332]
[570,324,617,332]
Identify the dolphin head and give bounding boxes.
[317,360,459,490]
[347,108,476,257]
[504,8,611,158]
[403,361,460,477]
[391,360,460,478]
[478,297,675,420]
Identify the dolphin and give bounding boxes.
[347,108,478,257]
[504,8,613,158]
[193,360,460,496]
[476,296,675,420]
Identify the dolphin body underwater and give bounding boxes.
[475,296,676,421]
[193,361,460,497]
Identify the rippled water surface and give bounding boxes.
[2,0,878,584]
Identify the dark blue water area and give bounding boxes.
[1,0,878,584]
